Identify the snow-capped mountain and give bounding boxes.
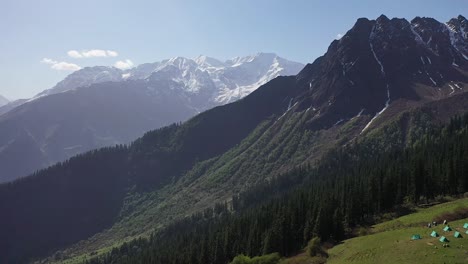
[33,53,304,108]
[0,53,303,182]
[0,95,8,107]
[289,14,468,133]
[36,66,124,98]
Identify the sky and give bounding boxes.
[0,0,466,100]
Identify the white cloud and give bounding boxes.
[82,50,107,57]
[51,62,82,71]
[41,58,81,71]
[106,50,118,57]
[114,59,134,70]
[67,49,119,58]
[41,58,57,64]
[67,50,83,58]
[336,33,344,40]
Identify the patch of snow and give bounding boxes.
[357,108,365,117]
[361,85,390,133]
[410,24,426,45]
[64,145,82,150]
[370,43,385,76]
[425,71,437,86]
[427,57,432,64]
[448,84,456,95]
[362,26,391,134]
[460,24,467,39]
[445,23,468,61]
[427,36,432,45]
[420,56,425,65]
[277,101,298,121]
[334,119,345,126]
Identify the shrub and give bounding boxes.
[306,237,322,257]
[230,253,281,264]
[434,207,468,223]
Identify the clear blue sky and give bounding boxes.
[1,0,466,99]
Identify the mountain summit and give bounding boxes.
[291,14,467,131]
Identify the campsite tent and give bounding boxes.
[454,231,462,238]
[431,231,439,237]
[411,234,421,240]
[439,236,449,242]
[463,223,468,229]
[443,226,452,232]
[465,230,468,235]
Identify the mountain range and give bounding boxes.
[0,53,303,182]
[0,15,467,264]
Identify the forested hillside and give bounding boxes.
[83,113,468,264]
[0,76,297,264]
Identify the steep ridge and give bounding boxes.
[0,15,467,263]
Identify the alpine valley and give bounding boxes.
[1,15,467,264]
[0,53,303,182]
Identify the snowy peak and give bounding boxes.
[226,52,278,67]
[194,55,226,70]
[295,15,468,132]
[38,66,123,97]
[447,15,468,36]
[141,53,304,103]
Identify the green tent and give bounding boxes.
[443,226,452,232]
[463,223,468,229]
[411,234,421,240]
[430,231,439,237]
[454,231,462,238]
[439,236,449,242]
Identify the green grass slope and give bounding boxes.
[327,198,468,264]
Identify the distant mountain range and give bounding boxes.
[0,53,303,182]
[37,53,303,106]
